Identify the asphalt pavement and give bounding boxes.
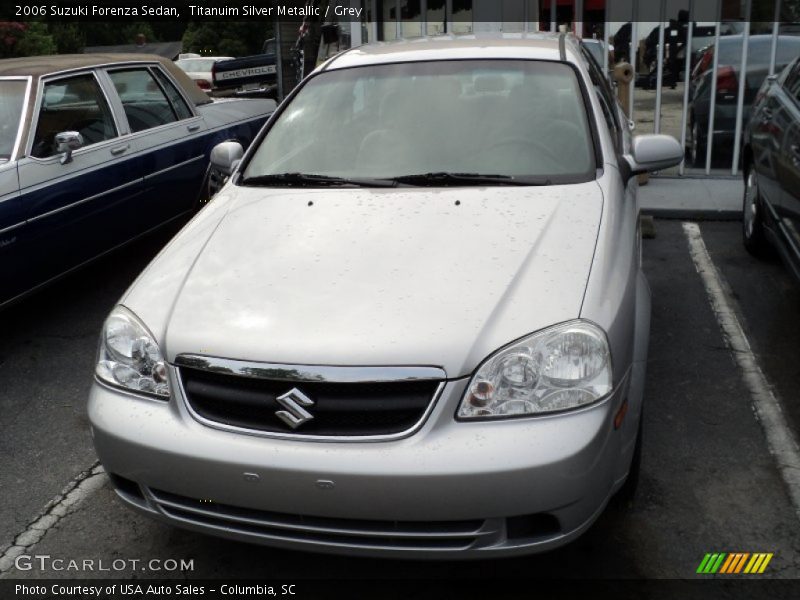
[1,216,800,584]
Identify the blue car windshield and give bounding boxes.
[243,60,596,184]
[0,80,26,161]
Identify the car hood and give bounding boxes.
[160,184,603,378]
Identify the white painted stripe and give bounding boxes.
[0,463,107,576]
[682,222,800,519]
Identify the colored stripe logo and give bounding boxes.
[697,553,773,574]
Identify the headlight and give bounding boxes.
[457,321,612,419]
[96,306,170,399]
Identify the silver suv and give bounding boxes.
[89,34,682,558]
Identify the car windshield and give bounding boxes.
[0,80,26,161]
[243,60,596,186]
[176,59,221,72]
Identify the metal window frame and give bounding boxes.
[24,69,123,161]
[731,0,753,175]
[678,0,695,175]
[0,76,33,163]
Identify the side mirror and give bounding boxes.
[623,134,683,176]
[55,131,84,165]
[210,141,244,176]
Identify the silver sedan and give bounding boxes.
[88,34,683,558]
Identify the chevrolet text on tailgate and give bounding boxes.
[212,40,278,97]
[89,34,683,558]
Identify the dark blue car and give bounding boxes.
[0,53,274,307]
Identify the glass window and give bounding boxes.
[452,0,473,35]
[526,0,540,32]
[380,0,398,41]
[31,74,117,159]
[151,68,193,120]
[581,45,621,151]
[108,69,179,133]
[400,0,422,38]
[0,80,26,161]
[244,60,595,184]
[426,0,446,36]
[716,37,800,68]
[502,0,524,33]
[785,60,800,105]
[176,58,215,72]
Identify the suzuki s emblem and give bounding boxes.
[275,388,315,429]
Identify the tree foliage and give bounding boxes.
[182,21,273,57]
[0,19,272,58]
[0,21,55,58]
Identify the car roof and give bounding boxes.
[0,53,168,77]
[0,53,211,106]
[323,33,577,71]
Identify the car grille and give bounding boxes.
[178,366,442,437]
[148,488,485,551]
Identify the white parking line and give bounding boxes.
[0,462,106,576]
[683,222,800,519]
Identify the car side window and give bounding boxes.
[151,68,194,120]
[581,46,622,151]
[31,73,117,159]
[784,61,800,106]
[108,68,181,133]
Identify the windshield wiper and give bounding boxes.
[240,173,397,188]
[390,172,552,187]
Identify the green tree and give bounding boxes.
[81,21,157,47]
[48,23,85,54]
[182,21,272,56]
[0,21,55,58]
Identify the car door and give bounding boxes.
[776,64,800,259]
[750,78,786,213]
[0,76,29,305]
[0,162,25,304]
[16,70,143,294]
[104,65,208,225]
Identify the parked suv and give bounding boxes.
[743,57,800,281]
[89,34,682,558]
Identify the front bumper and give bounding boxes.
[89,371,634,559]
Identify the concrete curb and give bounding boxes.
[640,176,742,221]
[643,208,741,221]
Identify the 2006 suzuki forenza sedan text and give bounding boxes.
[89,34,683,558]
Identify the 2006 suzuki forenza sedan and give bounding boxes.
[89,34,683,558]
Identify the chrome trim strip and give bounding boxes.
[0,220,26,236]
[0,209,191,311]
[175,361,446,443]
[778,219,800,258]
[27,178,140,224]
[152,505,478,551]
[2,76,33,162]
[148,491,486,539]
[144,155,205,181]
[174,354,446,382]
